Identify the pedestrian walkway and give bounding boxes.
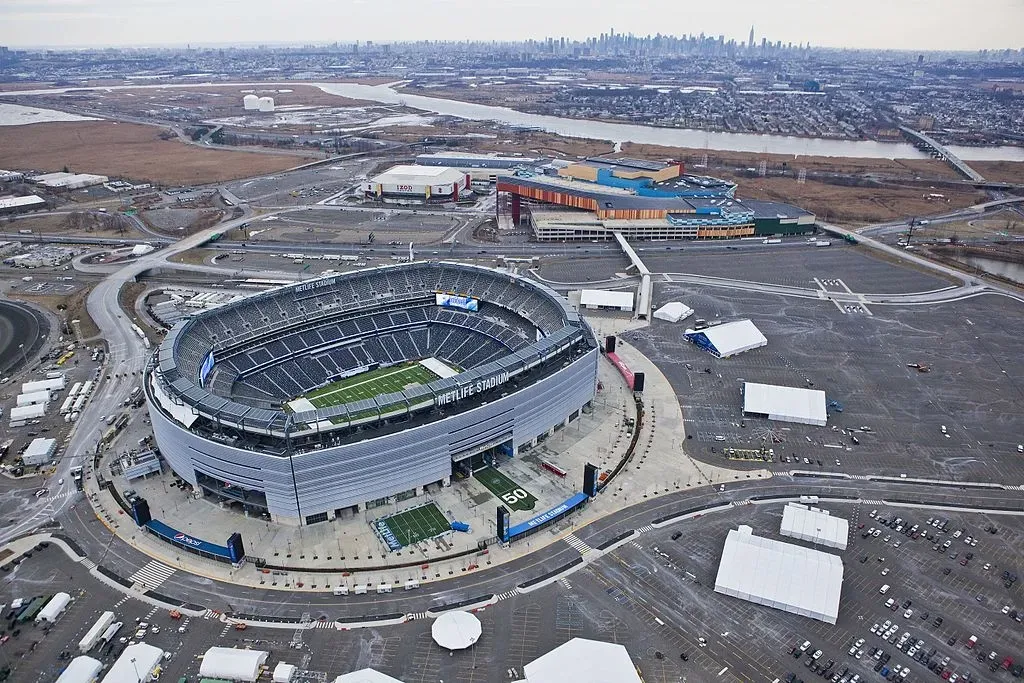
[495,589,519,602]
[563,533,592,556]
[130,560,176,590]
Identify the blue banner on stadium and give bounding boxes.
[199,350,215,387]
[436,293,479,312]
[146,519,233,560]
[376,519,402,550]
[507,492,589,540]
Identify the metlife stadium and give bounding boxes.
[145,262,599,526]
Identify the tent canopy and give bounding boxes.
[781,503,849,550]
[686,319,767,357]
[742,382,827,426]
[431,611,482,650]
[524,638,643,683]
[199,646,269,682]
[653,301,693,323]
[333,669,406,683]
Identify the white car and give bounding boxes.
[1002,605,1011,614]
[983,563,992,570]
[855,638,865,648]
[903,609,913,618]
[881,567,890,576]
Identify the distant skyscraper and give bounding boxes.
[749,26,755,50]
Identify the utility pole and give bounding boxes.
[906,217,917,246]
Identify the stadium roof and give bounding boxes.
[523,638,643,683]
[685,319,766,358]
[743,382,827,426]
[580,289,634,310]
[781,503,849,550]
[714,525,843,624]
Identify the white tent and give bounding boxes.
[131,244,155,257]
[714,525,843,624]
[523,638,643,683]
[781,503,849,550]
[431,611,481,650]
[199,647,269,682]
[17,390,50,406]
[22,377,65,393]
[579,289,634,312]
[36,592,71,623]
[102,643,164,683]
[333,670,406,683]
[273,662,297,683]
[56,656,103,683]
[684,319,767,358]
[653,301,694,323]
[742,382,827,426]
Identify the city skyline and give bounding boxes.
[1,0,1023,51]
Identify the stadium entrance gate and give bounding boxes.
[451,436,514,477]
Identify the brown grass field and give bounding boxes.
[0,120,317,185]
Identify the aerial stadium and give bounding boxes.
[144,262,599,526]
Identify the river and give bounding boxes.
[4,80,1024,160]
[315,82,1024,161]
[957,255,1024,284]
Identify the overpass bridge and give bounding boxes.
[900,126,986,182]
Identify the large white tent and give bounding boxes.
[56,656,103,683]
[36,592,71,623]
[653,301,694,323]
[781,503,849,550]
[102,643,164,683]
[333,670,406,683]
[684,319,766,358]
[714,525,843,624]
[431,611,481,650]
[199,647,269,682]
[273,662,297,682]
[523,638,643,683]
[579,289,634,312]
[742,382,827,426]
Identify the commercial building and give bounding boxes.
[199,647,269,682]
[579,289,634,312]
[496,157,813,241]
[415,152,542,182]
[101,643,164,683]
[0,194,46,214]
[714,525,844,624]
[55,656,103,683]
[684,319,767,358]
[781,502,849,550]
[742,382,828,426]
[23,437,57,466]
[30,172,109,190]
[363,165,471,203]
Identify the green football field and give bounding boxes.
[476,466,537,512]
[305,362,439,408]
[378,503,451,548]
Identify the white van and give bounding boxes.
[879,584,890,595]
[353,584,368,595]
[333,585,349,596]
[376,583,392,594]
[404,580,420,591]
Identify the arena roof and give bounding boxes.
[742,382,827,426]
[523,638,643,683]
[369,165,466,186]
[685,319,766,358]
[781,503,849,550]
[714,525,843,624]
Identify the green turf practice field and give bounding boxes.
[305,362,439,409]
[476,466,537,511]
[377,503,451,548]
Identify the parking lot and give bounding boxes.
[623,275,1024,483]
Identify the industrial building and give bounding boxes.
[415,152,543,182]
[781,502,849,550]
[29,172,109,190]
[363,165,471,204]
[496,157,813,241]
[23,437,57,466]
[714,525,844,624]
[0,194,46,214]
[742,382,828,426]
[684,319,767,358]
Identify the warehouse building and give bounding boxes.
[781,502,849,550]
[0,194,46,215]
[742,382,827,426]
[714,525,844,624]
[30,172,109,190]
[363,165,471,204]
[23,437,57,466]
[684,319,767,358]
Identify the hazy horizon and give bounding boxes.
[1,0,1023,52]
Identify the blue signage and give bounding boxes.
[507,493,589,540]
[376,520,402,550]
[145,519,233,560]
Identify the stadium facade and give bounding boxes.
[495,157,815,240]
[145,262,599,526]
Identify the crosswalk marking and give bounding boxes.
[495,590,519,602]
[308,620,335,629]
[129,560,176,590]
[407,611,429,620]
[564,533,593,556]
[635,524,655,534]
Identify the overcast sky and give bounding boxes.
[1,0,1022,50]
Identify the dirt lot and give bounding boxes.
[0,121,316,185]
[139,206,223,236]
[3,211,144,238]
[9,286,99,339]
[969,160,1024,184]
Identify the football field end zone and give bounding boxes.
[377,502,452,549]
[476,465,538,512]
